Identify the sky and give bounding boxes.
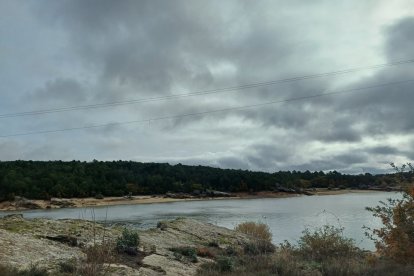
[1,0,414,174]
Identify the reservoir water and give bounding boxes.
[0,192,399,250]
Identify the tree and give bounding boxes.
[365,163,414,264]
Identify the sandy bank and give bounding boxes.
[0,189,386,212]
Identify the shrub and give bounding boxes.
[235,222,272,242]
[243,240,275,255]
[365,163,414,264]
[170,246,198,263]
[197,247,215,258]
[215,256,235,272]
[116,228,140,255]
[81,243,114,276]
[157,221,168,230]
[208,240,219,247]
[225,246,238,256]
[297,225,360,262]
[58,259,77,273]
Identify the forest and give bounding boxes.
[0,160,396,201]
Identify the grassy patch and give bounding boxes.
[0,264,49,276]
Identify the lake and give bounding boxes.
[0,192,399,250]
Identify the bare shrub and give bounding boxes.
[234,222,272,242]
[79,242,114,276]
[197,247,215,258]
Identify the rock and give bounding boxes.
[0,216,252,275]
[43,234,78,246]
[3,213,23,219]
[205,190,232,197]
[0,229,84,272]
[14,197,42,209]
[50,198,75,208]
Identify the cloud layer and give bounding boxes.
[1,0,414,173]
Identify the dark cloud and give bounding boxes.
[367,146,401,156]
[30,78,87,104]
[385,17,414,61]
[0,1,413,173]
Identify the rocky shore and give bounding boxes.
[0,214,252,275]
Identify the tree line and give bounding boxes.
[0,160,396,201]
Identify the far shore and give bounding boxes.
[0,189,389,212]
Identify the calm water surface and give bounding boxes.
[0,192,399,250]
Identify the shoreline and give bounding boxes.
[0,189,389,212]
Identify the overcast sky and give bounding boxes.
[1,0,414,174]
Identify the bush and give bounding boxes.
[243,240,275,255]
[157,221,168,230]
[235,222,272,242]
[81,243,114,276]
[197,247,215,258]
[297,225,360,262]
[58,259,77,273]
[208,240,219,247]
[116,228,140,255]
[216,256,235,272]
[170,246,198,263]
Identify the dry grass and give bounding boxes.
[197,247,216,258]
[0,264,49,276]
[234,222,272,242]
[199,223,414,276]
[79,242,115,276]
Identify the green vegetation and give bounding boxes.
[199,224,414,276]
[365,163,414,264]
[0,160,392,201]
[116,228,140,254]
[170,246,198,263]
[296,225,360,262]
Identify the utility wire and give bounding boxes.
[1,79,413,138]
[1,58,414,119]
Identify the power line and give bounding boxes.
[1,79,413,138]
[1,58,414,119]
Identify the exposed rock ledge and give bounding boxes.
[0,214,251,275]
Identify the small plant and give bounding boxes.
[235,222,272,242]
[157,221,168,230]
[58,259,77,273]
[197,247,215,258]
[81,243,114,276]
[243,240,275,255]
[170,246,198,263]
[215,256,234,272]
[225,245,238,256]
[208,240,219,247]
[116,228,140,255]
[0,264,49,276]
